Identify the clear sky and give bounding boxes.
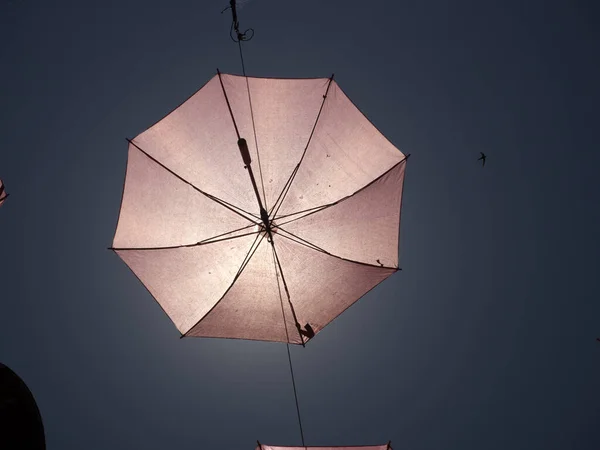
[1,0,599,449]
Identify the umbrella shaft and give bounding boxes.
[247,165,263,208]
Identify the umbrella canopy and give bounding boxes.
[0,179,7,207]
[112,72,407,345]
[256,444,391,450]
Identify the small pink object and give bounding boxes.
[0,179,7,207]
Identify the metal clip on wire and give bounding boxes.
[222,0,255,42]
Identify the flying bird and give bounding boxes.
[478,152,486,167]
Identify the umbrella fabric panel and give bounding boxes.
[0,179,7,206]
[133,75,259,216]
[279,160,406,268]
[274,236,397,340]
[115,233,260,334]
[257,445,389,450]
[187,225,398,344]
[220,74,331,212]
[275,81,405,217]
[186,236,302,344]
[113,143,254,249]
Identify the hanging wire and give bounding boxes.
[222,0,267,210]
[222,2,305,446]
[221,0,255,43]
[272,244,306,447]
[239,45,268,210]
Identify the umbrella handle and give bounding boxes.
[237,138,252,166]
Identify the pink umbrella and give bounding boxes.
[111,71,408,346]
[0,179,8,207]
[112,4,406,448]
[256,444,392,450]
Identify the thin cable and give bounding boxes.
[285,343,305,447]
[239,40,268,211]
[225,3,303,445]
[224,0,254,43]
[272,244,306,447]
[237,38,247,77]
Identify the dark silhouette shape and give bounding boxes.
[0,363,46,450]
[298,323,315,339]
[376,259,384,267]
[478,152,486,167]
[596,337,600,342]
[222,0,255,42]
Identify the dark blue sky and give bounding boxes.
[1,0,599,449]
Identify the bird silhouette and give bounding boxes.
[478,152,486,167]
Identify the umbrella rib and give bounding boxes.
[110,228,260,252]
[197,222,258,244]
[182,231,266,336]
[127,139,261,223]
[110,248,183,337]
[216,70,267,216]
[271,204,328,223]
[276,226,400,271]
[269,74,335,219]
[274,207,328,229]
[274,156,409,228]
[270,240,306,345]
[276,227,324,254]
